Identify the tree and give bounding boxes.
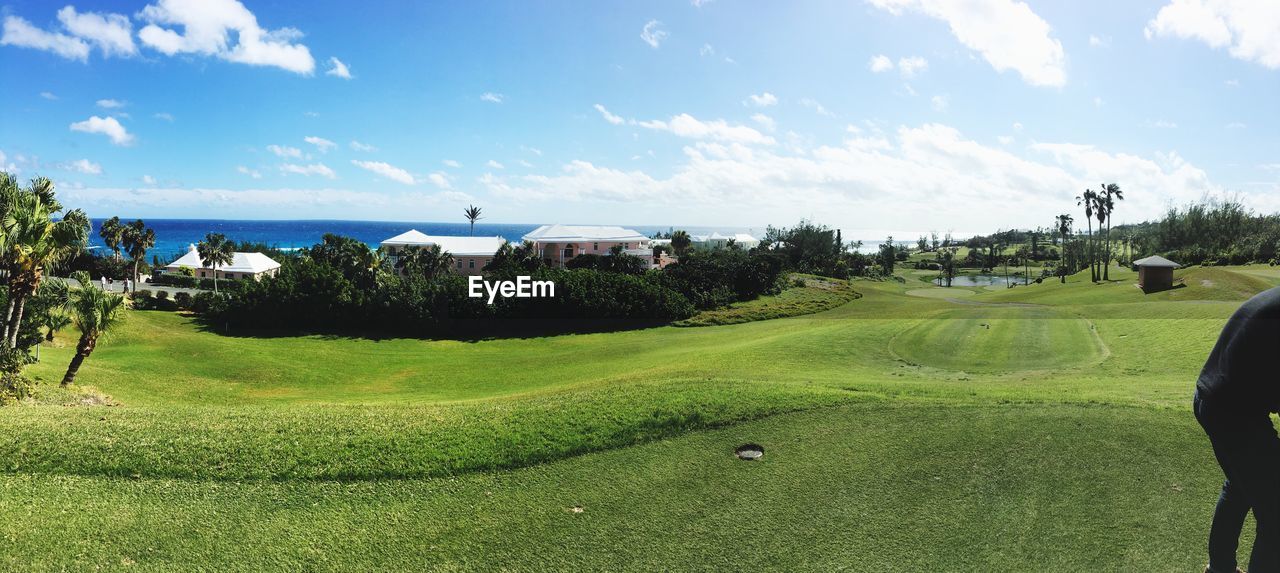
[878,235,896,275]
[397,244,454,278]
[99,216,124,261]
[1055,214,1074,283]
[196,233,235,294]
[122,219,156,293]
[670,230,693,257]
[1077,189,1098,282]
[0,175,90,349]
[464,205,483,236]
[59,271,126,387]
[1100,182,1124,280]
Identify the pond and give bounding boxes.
[933,274,1025,287]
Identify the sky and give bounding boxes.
[1,0,1278,237]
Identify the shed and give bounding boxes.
[1133,255,1181,293]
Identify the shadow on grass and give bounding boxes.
[189,313,672,342]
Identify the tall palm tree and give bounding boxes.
[122,219,156,293]
[59,271,126,387]
[98,216,124,261]
[196,233,235,294]
[0,177,90,348]
[1093,193,1108,281]
[464,205,483,236]
[1055,214,1073,282]
[1077,189,1098,282]
[1099,183,1123,280]
[397,244,454,278]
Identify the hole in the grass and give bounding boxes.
[735,443,764,461]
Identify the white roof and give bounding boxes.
[1133,255,1181,268]
[522,224,649,243]
[733,233,759,243]
[380,230,506,256]
[692,232,758,243]
[166,244,281,273]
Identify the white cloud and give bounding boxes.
[61,159,102,175]
[799,98,835,117]
[594,104,626,125]
[480,92,504,103]
[69,115,134,146]
[931,94,949,111]
[1,15,90,61]
[1225,121,1247,129]
[868,0,1067,87]
[142,175,157,185]
[40,91,58,100]
[997,135,1015,145]
[700,43,715,56]
[487,160,506,170]
[480,122,1225,231]
[745,92,778,107]
[137,0,315,74]
[266,144,304,159]
[1225,78,1240,87]
[350,140,376,152]
[443,159,462,168]
[426,172,451,189]
[637,113,776,145]
[351,159,415,184]
[1145,0,1280,68]
[692,0,715,7]
[153,112,175,121]
[279,162,336,179]
[640,20,668,49]
[0,151,15,174]
[325,56,352,79]
[236,165,262,179]
[96,98,126,109]
[898,56,928,77]
[1093,96,1104,108]
[869,54,894,72]
[56,6,136,57]
[304,136,336,153]
[1145,119,1178,128]
[751,113,776,132]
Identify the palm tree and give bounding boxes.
[1093,193,1108,281]
[464,205,483,236]
[670,230,692,257]
[196,233,235,294]
[397,245,454,278]
[98,216,124,261]
[1099,183,1123,280]
[1077,189,1098,282]
[0,177,90,348]
[59,271,126,387]
[122,219,156,293]
[1055,214,1073,283]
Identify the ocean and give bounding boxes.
[88,219,768,261]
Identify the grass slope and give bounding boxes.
[3,264,1274,571]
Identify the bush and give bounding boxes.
[173,291,193,309]
[0,371,36,405]
[156,290,170,301]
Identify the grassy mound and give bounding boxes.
[674,275,861,327]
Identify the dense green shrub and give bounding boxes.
[173,291,193,309]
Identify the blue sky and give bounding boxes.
[1,0,1278,236]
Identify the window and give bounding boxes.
[593,242,598,251]
[468,259,475,269]
[200,271,206,277]
[456,260,463,269]
[225,273,234,279]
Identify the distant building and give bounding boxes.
[690,232,760,250]
[380,230,506,276]
[522,224,671,269]
[164,244,281,281]
[1133,255,1181,293]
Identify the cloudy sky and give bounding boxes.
[1,0,1278,236]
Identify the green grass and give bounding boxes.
[673,274,862,326]
[2,264,1273,571]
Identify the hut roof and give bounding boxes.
[1133,255,1181,268]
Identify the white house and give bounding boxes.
[522,224,670,268]
[690,232,760,250]
[380,229,507,276]
[164,244,282,281]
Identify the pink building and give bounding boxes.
[522,224,669,269]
